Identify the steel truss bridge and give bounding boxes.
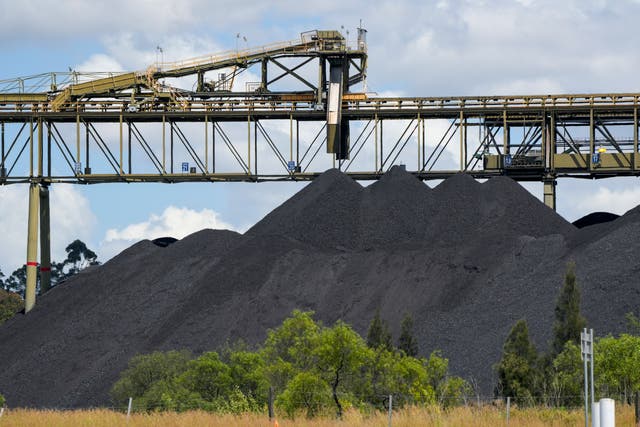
[2,28,640,311]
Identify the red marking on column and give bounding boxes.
[26,261,38,267]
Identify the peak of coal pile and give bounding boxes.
[247,168,363,249]
[425,174,574,248]
[359,166,434,247]
[1,169,639,409]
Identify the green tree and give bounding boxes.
[495,319,539,403]
[551,262,586,357]
[276,372,332,418]
[366,309,392,351]
[4,266,26,295]
[0,393,5,407]
[596,334,640,403]
[549,341,582,407]
[315,320,370,418]
[57,239,100,281]
[227,350,269,404]
[110,350,192,407]
[179,352,233,401]
[261,310,321,392]
[397,312,418,357]
[0,289,24,325]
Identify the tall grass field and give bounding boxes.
[0,405,635,427]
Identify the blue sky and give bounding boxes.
[2,0,640,273]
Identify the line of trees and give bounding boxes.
[0,239,99,325]
[495,262,640,406]
[112,310,472,417]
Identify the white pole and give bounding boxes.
[127,397,133,420]
[599,398,615,427]
[0,407,4,418]
[583,328,590,427]
[506,396,511,426]
[592,401,600,427]
[590,329,595,424]
[388,394,392,427]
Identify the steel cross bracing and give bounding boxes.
[1,93,640,185]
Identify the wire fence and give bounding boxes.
[3,392,637,414]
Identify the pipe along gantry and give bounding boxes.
[3,28,640,311]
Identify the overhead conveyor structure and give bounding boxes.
[3,28,640,311]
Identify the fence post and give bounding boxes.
[268,386,274,422]
[126,397,133,420]
[506,396,510,426]
[388,394,392,427]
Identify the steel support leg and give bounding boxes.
[543,178,556,211]
[39,185,51,293]
[25,183,39,312]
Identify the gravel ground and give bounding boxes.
[0,167,637,407]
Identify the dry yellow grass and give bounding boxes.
[0,405,634,427]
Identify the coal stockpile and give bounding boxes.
[0,166,638,408]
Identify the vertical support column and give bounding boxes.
[196,71,204,92]
[162,115,166,173]
[380,120,384,172]
[212,120,216,174]
[374,114,379,172]
[417,113,421,170]
[503,110,510,155]
[290,113,293,164]
[296,119,300,171]
[47,121,52,178]
[204,115,209,173]
[29,119,34,177]
[247,114,251,175]
[543,114,554,171]
[76,114,81,171]
[37,118,43,177]
[589,109,595,172]
[84,120,90,174]
[317,56,326,105]
[261,58,268,92]
[25,183,40,313]
[459,111,466,171]
[128,120,133,174]
[119,114,123,175]
[39,185,51,294]
[1,121,5,177]
[169,121,173,174]
[634,107,638,171]
[550,113,555,171]
[422,115,426,171]
[543,177,556,211]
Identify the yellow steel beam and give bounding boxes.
[0,93,48,102]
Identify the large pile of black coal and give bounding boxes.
[0,166,638,409]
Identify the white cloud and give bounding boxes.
[479,78,565,96]
[0,185,96,273]
[75,54,124,73]
[571,186,640,217]
[100,206,235,260]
